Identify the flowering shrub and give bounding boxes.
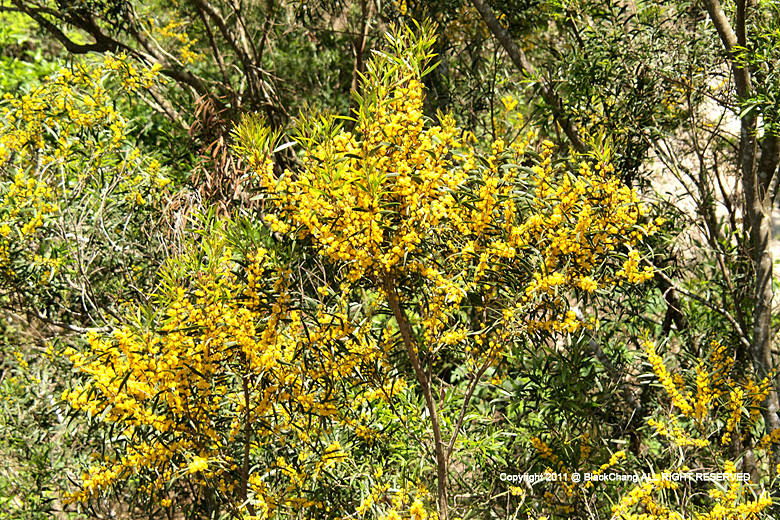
[255,25,657,338]
[0,52,175,314]
[607,339,777,519]
[59,23,665,520]
[0,50,187,519]
[0,1,775,518]
[63,225,401,516]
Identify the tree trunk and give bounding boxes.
[704,0,780,464]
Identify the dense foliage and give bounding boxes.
[1,1,780,520]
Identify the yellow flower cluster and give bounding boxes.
[694,362,717,423]
[617,250,654,284]
[611,478,679,520]
[501,94,519,112]
[516,147,657,330]
[698,461,773,520]
[188,456,209,474]
[0,53,169,202]
[648,417,708,448]
[63,234,396,514]
[0,172,58,282]
[721,388,744,446]
[153,20,202,64]
[644,340,693,415]
[0,53,173,297]
[1,53,162,166]
[102,53,162,91]
[260,75,465,284]
[528,436,582,514]
[758,427,780,450]
[252,30,655,353]
[583,450,626,489]
[531,436,560,466]
[580,432,592,461]
[356,480,439,520]
[638,338,777,518]
[647,339,774,448]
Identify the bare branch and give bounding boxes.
[650,266,751,352]
[193,2,231,87]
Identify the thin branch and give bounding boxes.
[383,273,449,520]
[9,1,122,53]
[469,0,586,153]
[193,2,230,87]
[445,346,497,460]
[650,266,751,352]
[575,307,643,418]
[256,0,276,65]
[242,374,257,517]
[7,307,111,334]
[138,88,191,130]
[186,0,253,76]
[124,19,210,95]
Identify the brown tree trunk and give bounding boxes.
[704,0,780,464]
[384,274,449,520]
[469,0,586,153]
[351,0,373,94]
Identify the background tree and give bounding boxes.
[462,0,780,482]
[2,0,780,518]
